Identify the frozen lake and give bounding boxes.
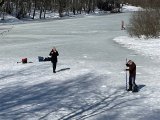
[0,13,160,120]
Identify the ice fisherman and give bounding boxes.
[121,20,125,30]
[49,47,59,73]
[125,60,137,91]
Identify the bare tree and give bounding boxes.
[1,0,123,19]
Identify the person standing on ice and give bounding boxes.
[121,20,125,30]
[125,60,137,91]
[49,47,59,73]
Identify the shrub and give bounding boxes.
[127,9,160,38]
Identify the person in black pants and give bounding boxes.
[49,47,59,73]
[125,60,137,92]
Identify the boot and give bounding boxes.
[127,85,132,91]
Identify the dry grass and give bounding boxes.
[127,9,160,38]
[122,0,160,38]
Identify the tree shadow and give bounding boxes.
[58,90,126,120]
[0,72,103,120]
[0,71,146,120]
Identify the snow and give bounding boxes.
[0,15,23,25]
[0,5,160,120]
[113,36,160,62]
[121,5,142,13]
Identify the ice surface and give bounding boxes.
[0,12,160,120]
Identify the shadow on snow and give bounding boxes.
[0,71,147,120]
[56,68,70,73]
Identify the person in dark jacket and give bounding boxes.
[125,60,136,91]
[49,47,59,73]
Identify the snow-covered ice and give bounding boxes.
[0,8,160,120]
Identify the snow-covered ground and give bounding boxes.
[113,36,160,62]
[1,6,160,120]
[121,4,142,12]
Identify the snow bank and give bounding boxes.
[0,14,23,25]
[113,36,160,62]
[122,5,142,13]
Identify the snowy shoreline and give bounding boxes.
[0,4,141,25]
[113,36,160,63]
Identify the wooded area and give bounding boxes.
[0,0,121,19]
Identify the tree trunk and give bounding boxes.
[32,0,37,19]
[39,2,43,19]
